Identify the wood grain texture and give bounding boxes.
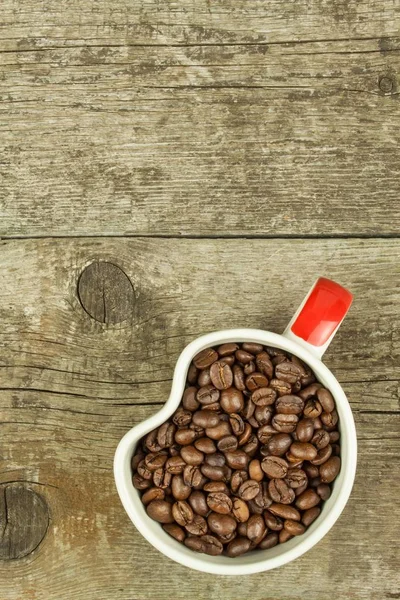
[0,237,399,599]
[1,3,400,237]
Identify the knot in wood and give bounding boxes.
[78,261,135,324]
[378,75,394,94]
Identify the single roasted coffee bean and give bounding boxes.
[301,506,321,527]
[145,429,162,453]
[246,373,269,391]
[137,460,153,480]
[244,361,256,375]
[174,428,197,446]
[275,395,304,415]
[171,475,191,500]
[269,378,292,396]
[218,435,238,452]
[303,399,323,419]
[205,452,226,467]
[298,382,322,400]
[255,352,274,378]
[317,483,331,501]
[172,500,194,526]
[146,500,174,523]
[200,463,226,481]
[180,445,204,466]
[208,512,237,536]
[165,455,186,474]
[311,444,333,465]
[193,348,219,369]
[218,343,239,356]
[272,413,298,433]
[185,514,208,536]
[241,434,258,457]
[194,437,217,454]
[205,420,232,440]
[238,479,260,500]
[184,536,205,552]
[261,456,289,479]
[225,449,250,470]
[230,470,248,494]
[220,387,244,413]
[183,464,202,487]
[157,422,176,448]
[279,529,293,544]
[317,388,335,413]
[210,361,233,390]
[258,532,279,549]
[229,413,245,435]
[268,503,301,521]
[241,398,256,420]
[329,430,340,443]
[188,491,209,517]
[132,473,152,490]
[232,498,250,523]
[199,534,224,555]
[254,405,273,425]
[303,463,319,479]
[163,523,186,542]
[249,459,264,482]
[320,456,341,483]
[192,410,220,429]
[197,385,220,405]
[172,408,192,429]
[290,442,318,461]
[153,468,172,489]
[311,429,330,450]
[207,492,233,515]
[267,433,292,456]
[285,468,308,489]
[226,536,252,557]
[296,418,314,442]
[242,342,264,354]
[284,519,306,536]
[275,361,302,384]
[320,409,339,429]
[264,512,283,531]
[198,368,212,387]
[182,387,200,412]
[232,364,246,391]
[221,355,235,367]
[187,364,199,385]
[235,349,254,364]
[145,451,168,471]
[257,424,277,444]
[238,423,253,446]
[142,487,165,505]
[295,488,321,510]
[204,482,229,494]
[268,478,295,504]
[251,387,277,406]
[246,514,266,544]
[253,482,273,509]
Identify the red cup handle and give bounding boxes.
[284,278,353,357]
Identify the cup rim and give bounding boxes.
[114,328,357,575]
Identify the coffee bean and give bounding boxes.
[290,442,318,461]
[247,514,266,543]
[225,449,249,470]
[204,481,229,494]
[257,424,277,444]
[298,383,322,400]
[267,433,292,456]
[275,361,302,384]
[207,492,233,515]
[220,388,244,413]
[233,365,246,391]
[182,387,200,412]
[268,478,295,504]
[146,500,174,523]
[142,487,165,505]
[199,534,224,556]
[238,422,253,445]
[229,413,245,435]
[218,435,238,452]
[313,416,323,430]
[131,451,144,472]
[242,434,259,457]
[185,514,208,536]
[198,368,211,387]
[237,522,248,536]
[187,364,199,385]
[321,409,339,429]
[301,506,321,527]
[171,475,191,500]
[230,470,248,494]
[235,349,254,364]
[284,519,306,536]
[205,420,232,440]
[253,482,273,509]
[244,361,256,375]
[218,531,237,544]
[184,537,205,552]
[132,473,152,490]
[261,456,288,479]
[251,387,277,406]
[246,373,269,391]
[188,491,209,517]
[295,489,321,510]
[226,536,252,557]
[317,388,335,413]
[317,483,331,501]
[193,348,219,369]
[303,399,323,419]
[218,343,239,356]
[173,409,192,429]
[145,452,168,471]
[232,498,250,523]
[200,464,226,481]
[241,398,256,420]
[269,378,292,396]
[276,395,304,415]
[279,529,293,543]
[153,468,172,489]
[172,500,194,526]
[310,429,330,450]
[137,460,153,480]
[197,385,220,405]
[157,422,176,448]
[320,456,341,483]
[329,431,340,443]
[285,468,308,489]
[208,512,237,536]
[181,445,204,466]
[210,361,233,390]
[221,355,235,367]
[254,405,273,425]
[258,532,279,549]
[249,459,264,482]
[205,452,226,467]
[311,444,333,465]
[268,503,301,521]
[163,523,186,542]
[192,410,220,429]
[183,465,202,487]
[264,512,283,531]
[272,413,298,433]
[194,437,217,454]
[238,479,260,501]
[242,342,264,354]
[255,352,274,379]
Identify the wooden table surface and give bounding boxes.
[1,1,399,599]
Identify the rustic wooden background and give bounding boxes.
[1,1,399,599]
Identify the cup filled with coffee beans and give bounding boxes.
[114,278,356,574]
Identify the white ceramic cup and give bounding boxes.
[114,277,356,575]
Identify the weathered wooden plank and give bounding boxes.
[1,37,399,237]
[0,0,398,50]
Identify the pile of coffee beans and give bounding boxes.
[132,343,341,557]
